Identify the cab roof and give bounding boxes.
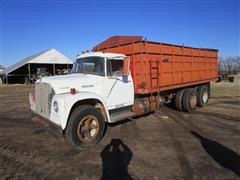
[77,52,125,59]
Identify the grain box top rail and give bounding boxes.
[93,36,218,52]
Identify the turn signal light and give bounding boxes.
[70,88,76,95]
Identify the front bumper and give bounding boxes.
[31,111,63,138]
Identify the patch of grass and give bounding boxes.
[0,84,34,94]
[211,75,240,97]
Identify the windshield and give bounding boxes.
[71,57,105,76]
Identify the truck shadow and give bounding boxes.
[191,131,240,177]
[100,138,133,180]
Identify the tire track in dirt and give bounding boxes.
[117,119,164,178]
[160,108,207,136]
[195,111,240,123]
[170,103,240,135]
[118,112,203,179]
[0,145,55,179]
[0,93,28,98]
[1,154,46,179]
[0,138,100,179]
[118,119,143,143]
[0,122,38,129]
[207,104,240,111]
[0,116,38,130]
[191,112,240,135]
[153,111,194,180]
[156,107,240,179]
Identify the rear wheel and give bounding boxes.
[182,89,197,112]
[175,89,185,111]
[65,105,105,149]
[197,85,210,107]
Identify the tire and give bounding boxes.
[182,89,197,112]
[228,76,234,83]
[197,85,210,107]
[175,89,185,111]
[65,105,105,149]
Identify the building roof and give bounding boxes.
[1,48,73,75]
[0,65,6,69]
[0,65,6,73]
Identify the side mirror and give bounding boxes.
[123,57,130,76]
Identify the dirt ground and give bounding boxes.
[0,84,239,180]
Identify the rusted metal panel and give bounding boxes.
[132,96,160,116]
[93,36,143,51]
[93,36,218,94]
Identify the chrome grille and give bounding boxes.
[35,83,54,118]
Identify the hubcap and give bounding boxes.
[77,115,99,142]
[190,94,197,108]
[202,91,208,103]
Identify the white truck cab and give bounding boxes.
[30,52,134,148]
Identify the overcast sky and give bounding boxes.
[0,0,239,67]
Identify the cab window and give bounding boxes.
[107,59,124,76]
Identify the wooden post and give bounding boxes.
[67,64,69,74]
[6,75,8,84]
[2,75,6,84]
[28,63,31,77]
[53,64,55,75]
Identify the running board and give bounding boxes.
[110,112,136,123]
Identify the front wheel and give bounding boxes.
[65,105,105,149]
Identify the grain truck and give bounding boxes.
[29,36,218,149]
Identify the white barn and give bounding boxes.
[1,49,73,84]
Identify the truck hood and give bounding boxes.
[38,74,104,94]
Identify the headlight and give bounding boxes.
[53,101,59,113]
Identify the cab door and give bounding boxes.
[102,58,134,110]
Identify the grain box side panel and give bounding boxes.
[131,54,150,94]
[127,52,217,94]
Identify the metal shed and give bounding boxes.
[1,49,73,84]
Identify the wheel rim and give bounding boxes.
[202,90,208,103]
[190,93,197,108]
[77,115,99,143]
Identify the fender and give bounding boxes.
[55,91,110,130]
